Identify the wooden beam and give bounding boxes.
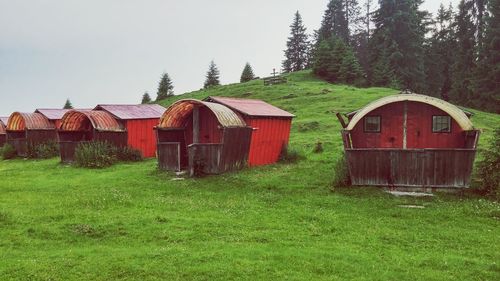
[336,112,348,128]
[193,105,199,144]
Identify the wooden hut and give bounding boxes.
[93,104,166,157]
[0,117,8,147]
[58,110,127,162]
[205,96,295,166]
[156,99,253,175]
[337,94,480,189]
[6,112,58,156]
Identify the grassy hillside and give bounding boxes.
[0,71,499,280]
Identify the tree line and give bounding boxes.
[282,0,499,113]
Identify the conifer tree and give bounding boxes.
[450,0,476,105]
[282,11,310,72]
[339,46,365,85]
[472,0,500,113]
[240,63,255,83]
[317,0,349,43]
[141,92,152,104]
[63,99,73,109]
[204,60,220,89]
[156,73,174,101]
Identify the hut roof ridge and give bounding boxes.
[95,104,166,120]
[205,96,295,118]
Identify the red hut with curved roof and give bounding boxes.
[156,99,253,175]
[6,112,58,156]
[0,117,8,147]
[58,110,127,162]
[337,94,480,189]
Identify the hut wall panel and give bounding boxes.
[126,119,159,158]
[0,134,5,147]
[184,108,222,145]
[220,127,253,172]
[188,144,223,175]
[157,142,181,171]
[59,141,82,163]
[346,149,476,188]
[244,118,292,166]
[350,102,466,149]
[26,130,58,145]
[95,131,127,147]
[157,129,188,168]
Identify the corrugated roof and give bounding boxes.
[60,110,125,132]
[95,104,166,120]
[346,94,474,131]
[35,109,71,120]
[7,112,55,131]
[158,99,246,128]
[206,96,295,118]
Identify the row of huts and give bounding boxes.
[0,97,295,175]
[1,93,481,189]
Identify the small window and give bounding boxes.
[432,116,451,132]
[364,116,381,132]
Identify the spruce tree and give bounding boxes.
[472,0,500,113]
[204,60,220,89]
[282,11,310,73]
[63,99,73,109]
[450,0,476,105]
[240,63,255,83]
[339,47,365,85]
[312,40,334,78]
[141,92,152,104]
[156,73,174,101]
[317,0,349,43]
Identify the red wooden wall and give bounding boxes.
[244,118,292,166]
[126,119,159,157]
[350,101,466,149]
[184,107,223,145]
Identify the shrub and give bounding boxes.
[475,128,500,198]
[332,152,351,187]
[113,146,143,162]
[279,144,304,164]
[2,144,17,160]
[27,141,59,159]
[75,141,116,168]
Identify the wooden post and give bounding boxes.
[193,106,199,144]
[336,112,347,128]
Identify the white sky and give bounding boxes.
[0,0,459,115]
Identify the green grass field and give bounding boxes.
[1,71,499,280]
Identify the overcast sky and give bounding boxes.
[0,0,459,116]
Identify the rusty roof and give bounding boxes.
[60,110,125,132]
[94,104,166,120]
[205,96,295,118]
[35,109,71,120]
[158,99,246,128]
[7,112,55,131]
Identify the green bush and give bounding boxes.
[279,145,304,164]
[332,152,351,187]
[475,128,500,198]
[113,146,143,162]
[27,141,59,159]
[1,144,17,160]
[75,141,116,168]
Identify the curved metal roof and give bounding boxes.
[346,94,474,131]
[158,99,246,128]
[60,110,125,132]
[7,112,55,131]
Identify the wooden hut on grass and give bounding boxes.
[156,97,294,175]
[337,93,480,190]
[0,117,8,147]
[58,110,127,162]
[94,104,165,157]
[6,112,58,156]
[205,96,295,166]
[156,99,252,175]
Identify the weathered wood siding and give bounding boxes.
[346,149,477,188]
[157,142,181,171]
[220,127,252,171]
[188,144,223,175]
[59,141,81,163]
[0,134,6,147]
[58,131,127,163]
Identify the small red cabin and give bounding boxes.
[205,96,295,166]
[58,110,127,162]
[0,117,8,147]
[94,104,166,157]
[338,94,480,189]
[6,112,59,157]
[156,97,293,175]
